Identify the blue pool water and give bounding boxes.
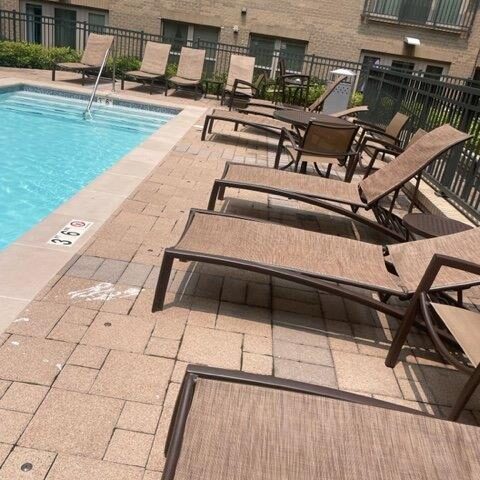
[0,87,176,250]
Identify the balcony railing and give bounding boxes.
[363,0,479,33]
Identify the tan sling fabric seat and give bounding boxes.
[167,47,206,98]
[223,163,364,206]
[389,227,480,292]
[172,378,480,480]
[176,212,405,294]
[430,303,480,367]
[52,34,114,85]
[225,55,255,91]
[122,42,171,93]
[56,62,92,69]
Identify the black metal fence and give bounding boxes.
[362,0,479,34]
[362,65,480,221]
[0,9,362,81]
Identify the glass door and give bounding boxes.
[26,4,42,44]
[54,8,77,48]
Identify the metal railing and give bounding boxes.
[361,64,480,222]
[83,47,110,119]
[362,0,479,34]
[0,9,362,82]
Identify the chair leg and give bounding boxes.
[201,116,212,141]
[152,251,175,312]
[208,182,222,210]
[385,305,419,368]
[449,366,480,421]
[165,81,169,96]
[52,65,56,81]
[208,117,214,134]
[82,71,85,86]
[121,74,125,90]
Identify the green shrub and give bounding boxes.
[0,41,80,69]
[105,56,140,76]
[350,91,364,107]
[166,63,178,77]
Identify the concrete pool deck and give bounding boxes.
[0,76,207,332]
[0,67,479,478]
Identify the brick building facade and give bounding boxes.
[1,0,480,78]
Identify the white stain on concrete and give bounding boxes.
[13,317,30,323]
[68,283,141,302]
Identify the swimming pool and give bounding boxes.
[0,86,177,250]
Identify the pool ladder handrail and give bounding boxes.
[83,48,111,120]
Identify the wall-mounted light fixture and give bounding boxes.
[404,36,421,46]
[241,7,247,15]
[233,25,239,34]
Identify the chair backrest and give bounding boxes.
[409,128,427,145]
[359,124,471,205]
[226,55,255,88]
[177,47,206,81]
[302,122,359,156]
[389,227,480,292]
[385,112,410,138]
[308,75,348,112]
[141,42,171,75]
[81,33,114,66]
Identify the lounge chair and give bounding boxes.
[356,112,411,153]
[220,55,256,109]
[207,125,470,241]
[362,128,427,178]
[152,208,480,320]
[386,254,480,421]
[121,42,171,94]
[52,33,114,85]
[201,106,369,141]
[274,122,360,181]
[242,74,348,117]
[162,365,480,479]
[166,47,206,99]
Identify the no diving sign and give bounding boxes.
[48,220,93,247]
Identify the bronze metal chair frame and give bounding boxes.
[385,254,480,420]
[162,364,426,480]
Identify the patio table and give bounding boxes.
[403,213,473,240]
[273,109,351,128]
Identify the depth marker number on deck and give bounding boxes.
[48,220,93,247]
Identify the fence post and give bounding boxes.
[13,10,17,42]
[139,30,145,58]
[82,21,87,50]
[308,54,315,79]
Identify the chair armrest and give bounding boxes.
[414,255,480,296]
[353,119,386,132]
[364,136,403,150]
[362,129,400,146]
[232,78,259,95]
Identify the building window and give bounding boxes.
[360,52,448,75]
[88,12,106,33]
[161,20,219,75]
[364,0,474,32]
[249,34,307,77]
[20,1,109,49]
[54,8,77,49]
[26,3,42,44]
